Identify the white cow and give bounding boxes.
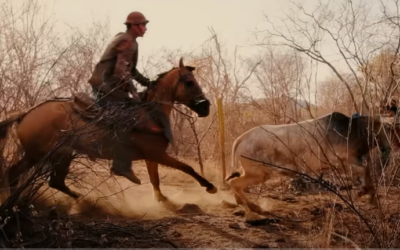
[226,112,398,215]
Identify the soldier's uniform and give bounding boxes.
[87,12,173,185]
[88,32,150,103]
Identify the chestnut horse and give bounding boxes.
[0,58,217,201]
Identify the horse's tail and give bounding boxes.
[0,112,25,160]
[0,111,25,150]
[0,112,26,203]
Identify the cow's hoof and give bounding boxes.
[248,202,263,214]
[245,211,263,221]
[220,200,239,209]
[369,195,378,205]
[206,185,218,194]
[358,185,375,197]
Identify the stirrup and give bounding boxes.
[111,168,141,185]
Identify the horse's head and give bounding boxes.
[148,57,210,117]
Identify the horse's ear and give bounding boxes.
[186,66,196,72]
[179,57,184,68]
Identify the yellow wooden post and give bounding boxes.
[217,97,226,184]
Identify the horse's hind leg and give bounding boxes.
[152,153,217,194]
[145,160,167,202]
[7,155,36,195]
[48,153,81,199]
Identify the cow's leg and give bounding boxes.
[234,192,245,205]
[357,155,377,204]
[228,171,266,215]
[358,165,377,204]
[338,161,360,190]
[145,160,167,202]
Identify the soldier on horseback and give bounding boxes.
[88,11,173,184]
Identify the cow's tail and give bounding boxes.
[225,133,245,181]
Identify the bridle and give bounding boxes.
[142,68,207,107]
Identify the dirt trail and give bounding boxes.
[21,160,397,248]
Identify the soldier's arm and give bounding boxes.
[95,37,131,100]
[131,48,151,87]
[95,46,131,100]
[123,80,139,99]
[114,39,133,81]
[132,68,151,87]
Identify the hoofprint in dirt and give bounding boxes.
[13,159,400,248]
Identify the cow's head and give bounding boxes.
[379,96,398,117]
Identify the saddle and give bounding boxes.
[70,92,165,135]
[71,92,102,120]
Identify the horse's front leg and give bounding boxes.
[151,153,217,194]
[145,160,167,202]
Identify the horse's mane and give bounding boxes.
[154,64,195,83]
[154,67,178,83]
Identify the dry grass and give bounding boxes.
[0,155,399,248]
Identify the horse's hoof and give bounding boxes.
[155,194,168,203]
[206,185,218,194]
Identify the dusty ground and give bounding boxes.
[3,159,400,248]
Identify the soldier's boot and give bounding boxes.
[110,158,141,185]
[110,140,141,185]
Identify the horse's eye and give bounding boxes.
[185,81,194,87]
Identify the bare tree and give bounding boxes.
[0,0,109,111]
[317,74,356,115]
[254,0,400,114]
[250,45,314,124]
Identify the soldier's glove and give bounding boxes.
[131,91,140,101]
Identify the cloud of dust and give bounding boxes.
[29,169,238,219]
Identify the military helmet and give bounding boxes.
[124,11,149,25]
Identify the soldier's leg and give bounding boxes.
[127,100,173,143]
[110,139,141,185]
[91,87,109,107]
[109,116,141,184]
[148,103,173,144]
